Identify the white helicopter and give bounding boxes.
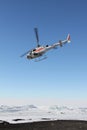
[21,28,71,61]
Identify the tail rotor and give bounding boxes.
[67,34,71,43]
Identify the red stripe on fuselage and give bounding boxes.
[34,47,44,53]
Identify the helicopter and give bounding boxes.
[21,28,71,62]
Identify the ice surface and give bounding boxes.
[0,105,87,124]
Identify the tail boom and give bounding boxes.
[67,34,71,43]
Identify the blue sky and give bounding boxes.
[0,0,87,105]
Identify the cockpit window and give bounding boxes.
[30,52,32,55]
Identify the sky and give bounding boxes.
[0,0,87,106]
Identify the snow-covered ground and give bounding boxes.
[0,105,87,124]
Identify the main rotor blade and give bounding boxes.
[34,28,40,47]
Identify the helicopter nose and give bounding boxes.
[26,53,29,58]
[27,55,30,59]
[27,55,29,59]
[27,54,32,59]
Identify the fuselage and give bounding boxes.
[27,46,46,59]
[26,44,59,59]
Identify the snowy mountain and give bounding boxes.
[0,105,87,124]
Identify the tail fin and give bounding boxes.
[67,34,71,43]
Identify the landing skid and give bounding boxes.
[35,56,47,62]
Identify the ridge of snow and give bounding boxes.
[0,105,87,124]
